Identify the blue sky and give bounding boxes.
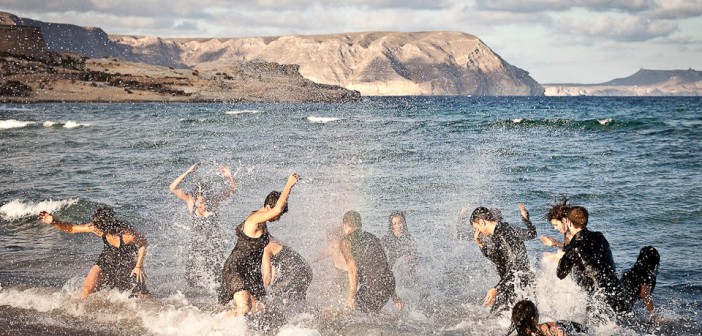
[2,0,701,83]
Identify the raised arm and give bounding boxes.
[169,162,200,202]
[245,173,300,226]
[640,283,661,323]
[210,165,237,207]
[123,228,148,283]
[514,203,537,241]
[38,211,97,235]
[340,238,358,309]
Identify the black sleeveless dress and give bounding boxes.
[95,233,139,291]
[218,222,270,304]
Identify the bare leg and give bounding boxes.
[227,290,253,316]
[81,265,102,299]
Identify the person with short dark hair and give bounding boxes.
[169,162,236,287]
[262,238,313,304]
[38,207,149,299]
[541,198,573,249]
[339,210,404,313]
[551,204,627,316]
[621,246,661,324]
[381,211,418,282]
[219,173,299,316]
[470,203,536,313]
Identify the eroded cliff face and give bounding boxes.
[113,32,544,96]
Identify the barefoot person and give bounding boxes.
[170,162,236,287]
[340,210,404,313]
[471,203,536,313]
[262,238,313,304]
[621,246,661,324]
[219,173,299,316]
[38,207,149,299]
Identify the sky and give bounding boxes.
[1,0,701,83]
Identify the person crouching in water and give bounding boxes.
[38,207,149,299]
[219,173,299,316]
[339,210,404,313]
[551,205,627,318]
[381,211,418,283]
[470,204,536,313]
[621,246,662,324]
[262,238,313,305]
[508,300,588,336]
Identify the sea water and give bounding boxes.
[0,97,700,335]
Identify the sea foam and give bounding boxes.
[226,110,263,115]
[598,118,613,125]
[307,116,342,124]
[0,199,79,221]
[0,119,36,129]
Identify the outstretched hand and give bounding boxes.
[38,211,54,224]
[288,172,301,186]
[346,296,356,310]
[518,203,529,220]
[483,288,497,307]
[540,235,559,247]
[219,165,232,177]
[130,266,146,283]
[394,297,405,311]
[186,162,201,174]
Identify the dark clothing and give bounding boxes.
[480,220,536,312]
[186,212,224,287]
[270,246,313,302]
[95,233,145,294]
[219,222,270,304]
[381,233,417,280]
[344,230,397,313]
[557,229,626,313]
[621,265,657,312]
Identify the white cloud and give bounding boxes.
[558,14,678,42]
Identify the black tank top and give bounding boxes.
[232,222,270,266]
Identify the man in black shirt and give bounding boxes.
[471,204,536,313]
[339,210,404,313]
[552,205,627,316]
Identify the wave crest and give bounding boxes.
[0,199,79,221]
[0,119,36,130]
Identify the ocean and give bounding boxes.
[0,97,700,335]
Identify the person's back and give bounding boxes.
[349,230,395,292]
[484,222,532,280]
[558,228,625,312]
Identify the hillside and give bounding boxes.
[544,69,702,96]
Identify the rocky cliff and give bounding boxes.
[114,32,544,96]
[544,69,702,96]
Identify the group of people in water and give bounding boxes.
[37,163,661,335]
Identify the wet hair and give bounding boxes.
[565,206,588,229]
[470,206,497,224]
[264,191,288,214]
[343,210,362,229]
[388,210,408,234]
[509,300,541,336]
[545,197,570,222]
[92,207,129,234]
[191,182,213,199]
[635,246,660,273]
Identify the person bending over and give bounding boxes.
[339,210,404,313]
[471,203,536,313]
[219,173,299,316]
[621,246,662,324]
[262,237,313,304]
[39,207,149,299]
